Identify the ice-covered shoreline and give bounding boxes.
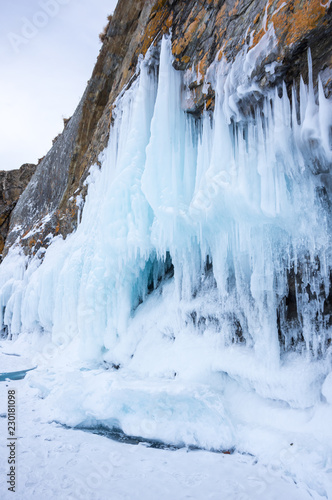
[1,335,332,498]
[0,353,325,500]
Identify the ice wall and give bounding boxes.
[0,35,331,403]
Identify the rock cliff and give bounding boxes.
[3,0,332,256]
[0,163,36,258]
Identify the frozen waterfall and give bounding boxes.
[0,35,331,459]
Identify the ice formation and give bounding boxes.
[0,34,332,473]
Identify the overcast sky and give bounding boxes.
[0,0,118,171]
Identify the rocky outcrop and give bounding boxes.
[0,163,36,257]
[4,0,332,257]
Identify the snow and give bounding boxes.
[21,213,53,242]
[322,372,332,405]
[0,370,324,500]
[0,33,331,498]
[0,352,35,374]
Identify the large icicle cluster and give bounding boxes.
[1,36,331,364]
[0,36,332,456]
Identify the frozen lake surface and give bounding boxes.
[0,376,318,500]
[0,340,331,500]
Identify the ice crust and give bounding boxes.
[0,35,332,493]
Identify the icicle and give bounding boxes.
[318,75,332,162]
[0,34,330,376]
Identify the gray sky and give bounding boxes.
[0,0,118,170]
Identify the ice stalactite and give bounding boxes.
[0,35,331,399]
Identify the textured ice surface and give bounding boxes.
[1,375,321,500]
[0,35,332,496]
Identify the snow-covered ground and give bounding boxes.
[0,364,319,499]
[0,341,332,499]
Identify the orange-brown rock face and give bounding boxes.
[4,0,332,257]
